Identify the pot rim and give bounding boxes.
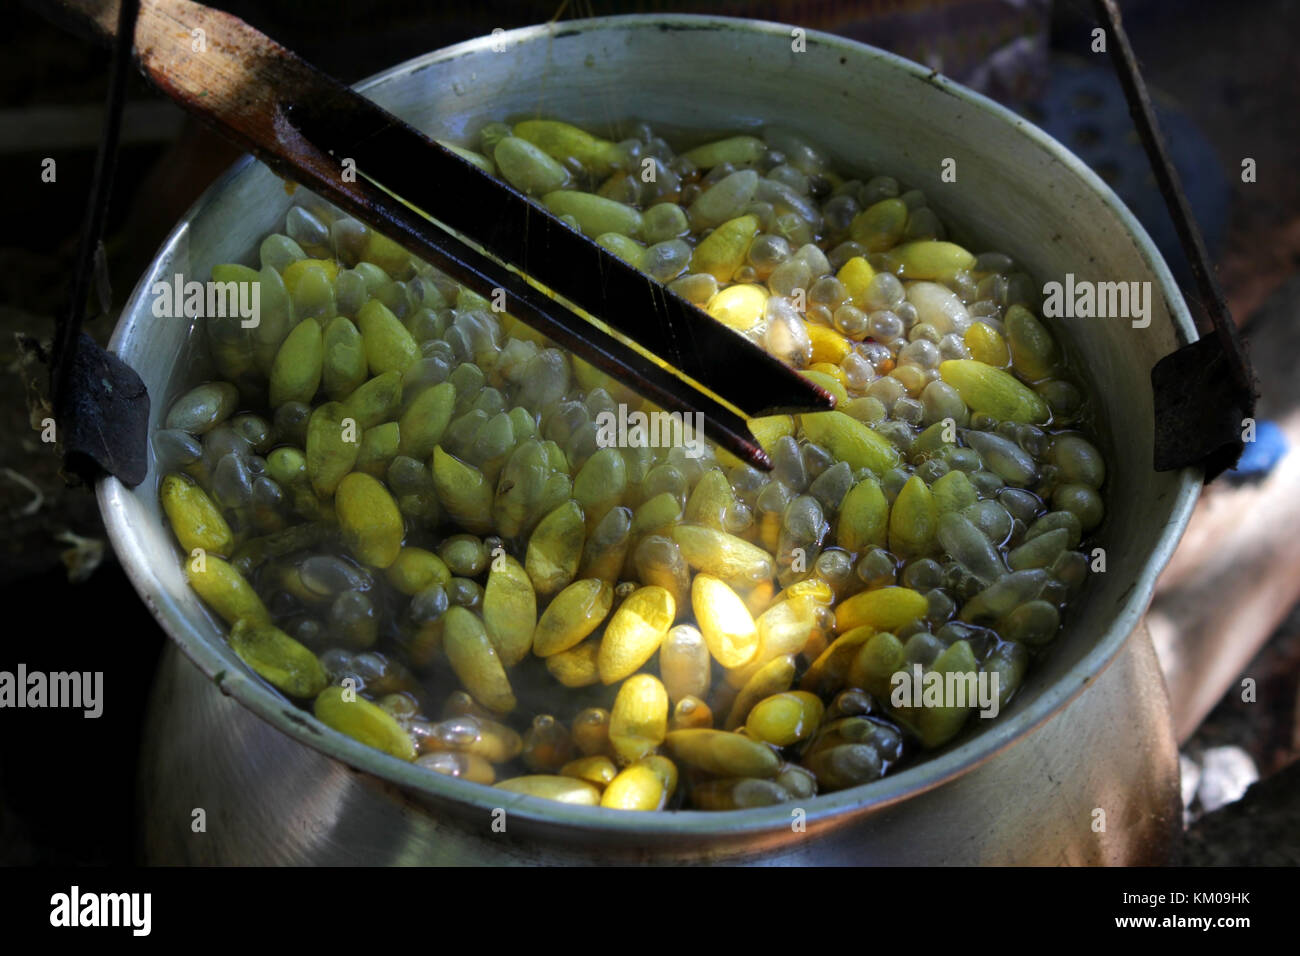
[99,13,1202,837]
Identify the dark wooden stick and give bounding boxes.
[1093,0,1253,398]
[50,0,138,411]
[49,0,841,469]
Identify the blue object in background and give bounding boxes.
[1228,421,1289,478]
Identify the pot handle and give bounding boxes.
[42,0,151,486]
[1093,0,1255,481]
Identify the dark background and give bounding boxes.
[2,0,1298,864]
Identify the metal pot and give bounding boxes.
[101,15,1201,864]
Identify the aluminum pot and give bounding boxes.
[100,15,1202,864]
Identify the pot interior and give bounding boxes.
[100,15,1201,833]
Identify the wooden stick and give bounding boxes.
[47,0,840,469]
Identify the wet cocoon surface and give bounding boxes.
[158,115,1111,810]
